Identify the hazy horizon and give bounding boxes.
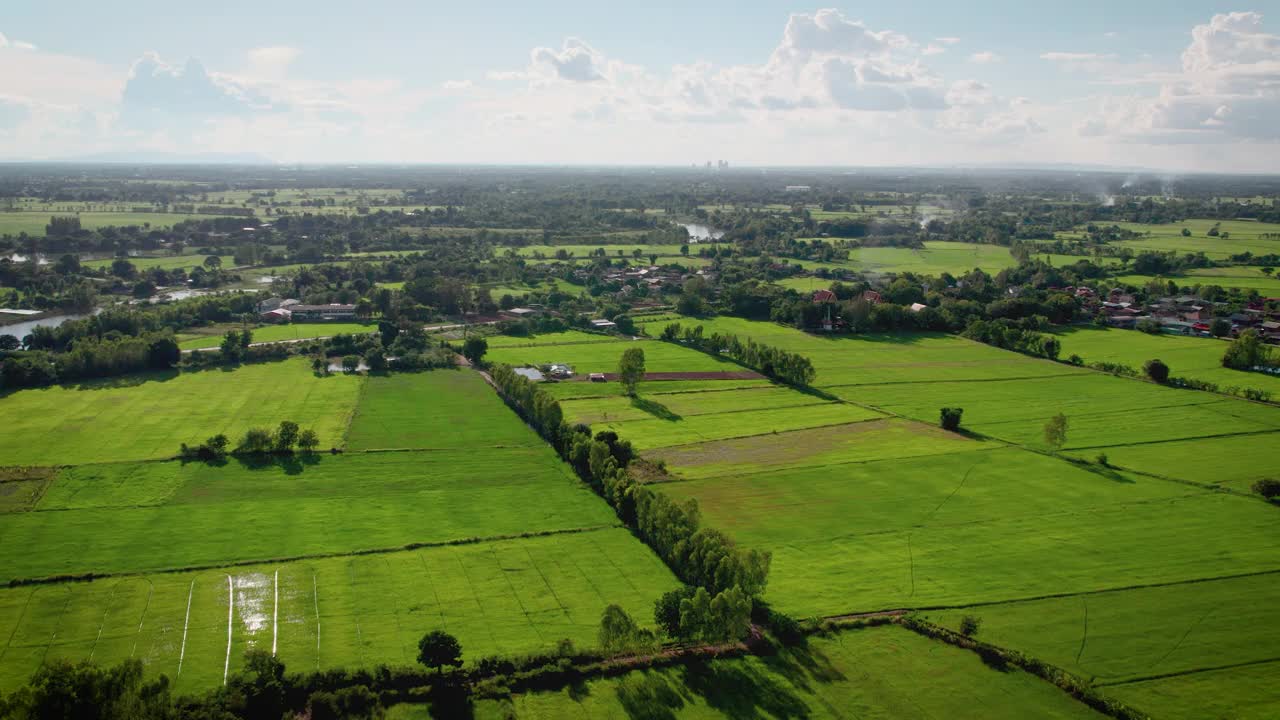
[4,2,1280,172]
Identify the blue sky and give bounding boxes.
[3,2,1280,170]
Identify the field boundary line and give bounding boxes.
[130,579,154,659]
[639,416,890,453]
[271,570,278,657]
[88,581,124,661]
[223,575,233,685]
[818,371,1088,389]
[822,566,1280,617]
[1066,427,1278,451]
[655,444,1006,484]
[177,580,194,675]
[1097,655,1280,688]
[3,523,622,587]
[0,587,35,664]
[312,573,321,671]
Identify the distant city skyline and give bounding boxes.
[3,2,1280,172]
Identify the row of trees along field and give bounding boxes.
[487,362,772,644]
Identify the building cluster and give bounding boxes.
[1097,288,1280,341]
[256,297,357,322]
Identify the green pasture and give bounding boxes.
[1053,325,1280,395]
[178,322,376,350]
[844,373,1280,450]
[585,401,884,451]
[783,241,1112,277]
[0,212,226,236]
[483,330,617,348]
[650,417,990,481]
[927,573,1280,719]
[0,528,677,694]
[345,370,545,450]
[1065,432,1280,492]
[756,480,1277,616]
[1113,268,1280,295]
[559,386,828,425]
[0,448,615,583]
[541,377,775,399]
[479,278,585,298]
[82,255,235,272]
[0,359,362,466]
[1105,219,1280,259]
[1105,661,1280,720]
[926,573,1280,684]
[466,625,1105,720]
[485,337,738,375]
[637,316,1087,386]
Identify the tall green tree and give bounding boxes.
[417,630,463,673]
[618,347,646,396]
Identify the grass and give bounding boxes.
[842,373,1280,450]
[582,402,884,451]
[0,359,363,465]
[782,242,1115,278]
[1052,325,1280,395]
[467,625,1106,719]
[1107,219,1280,259]
[81,255,236,271]
[926,573,1280,719]
[345,371,544,450]
[177,322,377,350]
[0,449,617,583]
[0,212,227,236]
[1065,432,1280,492]
[483,330,619,348]
[485,338,740,376]
[558,386,828,424]
[0,528,678,694]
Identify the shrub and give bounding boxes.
[1252,478,1280,499]
[959,615,982,637]
[1095,453,1108,467]
[939,407,964,432]
[1143,358,1170,383]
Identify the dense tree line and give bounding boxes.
[655,323,816,386]
[487,364,769,642]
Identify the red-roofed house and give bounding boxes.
[812,289,837,303]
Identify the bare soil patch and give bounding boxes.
[649,418,962,470]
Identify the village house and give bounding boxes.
[289,303,358,321]
[812,289,837,303]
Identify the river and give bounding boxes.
[0,310,100,340]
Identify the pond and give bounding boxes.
[681,223,725,242]
[0,310,100,340]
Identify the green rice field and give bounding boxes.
[0,359,363,465]
[0,212,227,236]
[0,365,680,692]
[177,322,377,350]
[466,625,1107,719]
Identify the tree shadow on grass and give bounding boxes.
[677,659,812,720]
[231,451,323,475]
[615,671,687,720]
[759,643,847,695]
[631,396,683,422]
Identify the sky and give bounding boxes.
[3,2,1280,172]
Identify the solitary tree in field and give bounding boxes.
[417,630,463,673]
[462,336,488,366]
[203,255,222,270]
[939,407,964,432]
[1263,267,1275,277]
[1044,413,1069,451]
[1143,358,1170,384]
[618,347,646,396]
[1252,478,1280,499]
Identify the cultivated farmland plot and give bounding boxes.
[0,365,679,692]
[605,314,1280,717]
[0,529,677,694]
[466,625,1108,720]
